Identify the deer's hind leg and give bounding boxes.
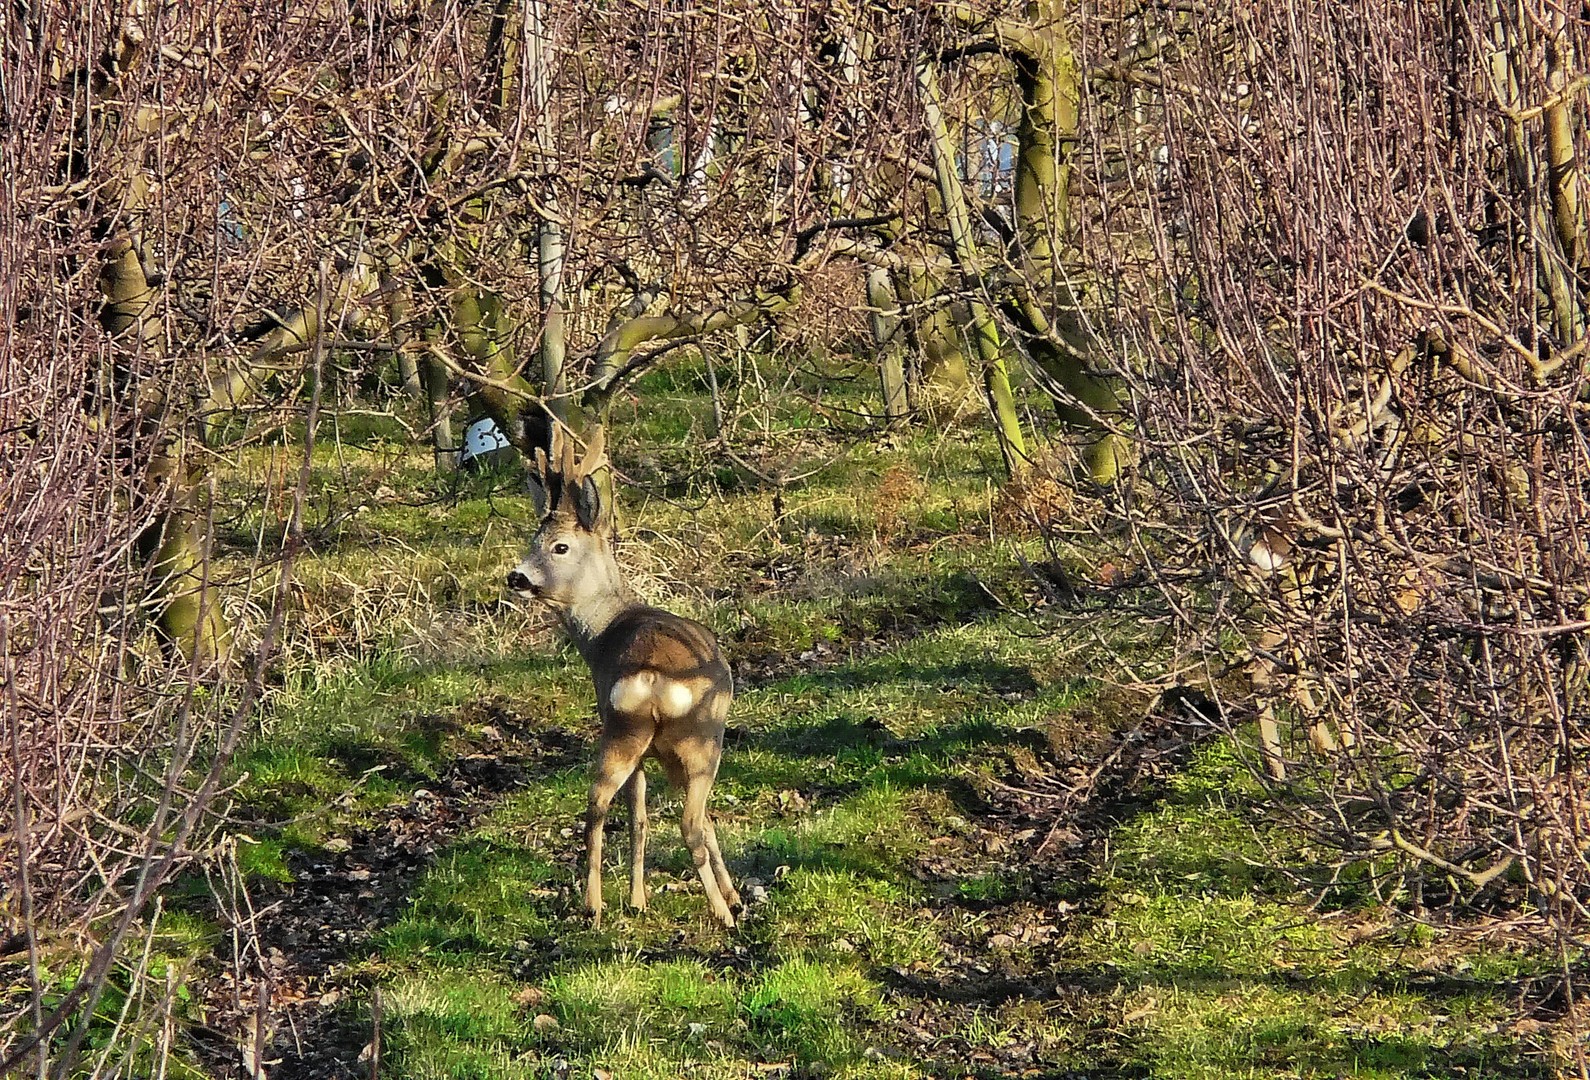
[626,765,648,911]
[657,740,736,928]
[680,771,735,928]
[696,693,738,910]
[697,739,739,910]
[702,814,739,911]
[586,731,651,929]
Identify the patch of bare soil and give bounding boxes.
[190,671,1211,1080]
[193,704,586,1080]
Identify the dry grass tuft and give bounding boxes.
[870,464,925,547]
[992,454,1077,537]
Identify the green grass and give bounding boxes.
[379,840,563,959]
[12,907,220,1080]
[190,358,1568,1079]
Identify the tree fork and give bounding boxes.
[971,0,1130,483]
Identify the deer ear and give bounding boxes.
[574,476,610,534]
[528,447,555,517]
[526,473,549,518]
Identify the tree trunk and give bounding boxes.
[538,216,568,425]
[384,263,424,400]
[420,346,459,472]
[916,55,1028,477]
[1486,1,1585,350]
[528,0,567,430]
[984,0,1130,483]
[100,177,232,667]
[867,267,910,426]
[893,263,973,412]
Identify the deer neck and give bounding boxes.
[561,568,639,653]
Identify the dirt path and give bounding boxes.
[199,710,586,1079]
[193,680,1212,1080]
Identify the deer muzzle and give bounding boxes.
[506,567,538,595]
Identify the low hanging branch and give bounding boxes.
[197,254,381,440]
[584,282,806,418]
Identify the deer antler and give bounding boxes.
[573,425,605,483]
[537,423,607,519]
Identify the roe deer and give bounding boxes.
[506,426,740,928]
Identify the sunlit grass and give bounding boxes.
[205,360,1568,1079]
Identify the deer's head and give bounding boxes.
[506,425,622,612]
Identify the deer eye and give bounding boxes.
[551,542,570,556]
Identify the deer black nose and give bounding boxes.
[506,569,532,592]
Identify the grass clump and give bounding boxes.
[1084,893,1336,981]
[1120,982,1536,1080]
[757,868,939,969]
[745,959,889,1062]
[759,785,924,871]
[383,969,537,1079]
[550,958,740,1047]
[379,840,562,960]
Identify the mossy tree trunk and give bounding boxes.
[384,260,424,400]
[867,267,910,426]
[417,253,547,463]
[1538,12,1586,347]
[1487,0,1587,351]
[969,0,1130,483]
[891,261,973,409]
[916,55,1029,477]
[100,174,233,668]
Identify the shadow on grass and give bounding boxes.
[723,706,1056,847]
[210,654,597,1080]
[218,641,1565,1080]
[734,707,1050,761]
[727,564,1030,685]
[880,965,1558,1079]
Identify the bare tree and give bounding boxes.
[1046,0,1590,999]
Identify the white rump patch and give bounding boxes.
[609,673,656,714]
[609,672,701,718]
